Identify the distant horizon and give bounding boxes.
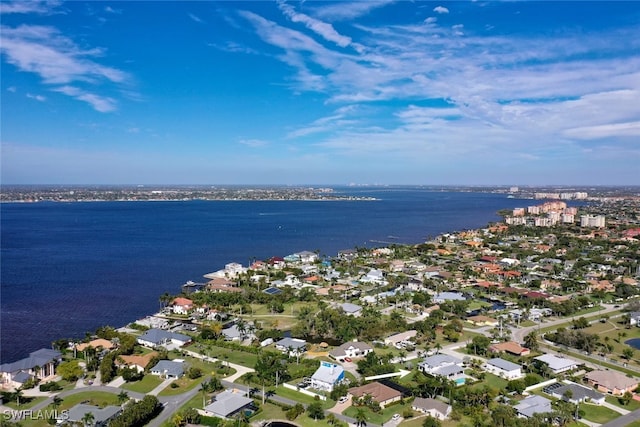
[2,183,639,189]
[2,1,639,185]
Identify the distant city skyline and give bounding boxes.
[1,1,639,185]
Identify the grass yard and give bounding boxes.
[273,386,335,409]
[579,403,622,424]
[343,401,412,425]
[121,374,163,393]
[2,395,47,410]
[158,375,205,396]
[205,345,259,368]
[60,391,119,409]
[605,395,640,411]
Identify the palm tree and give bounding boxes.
[355,408,368,427]
[117,391,129,406]
[81,412,95,427]
[14,389,23,407]
[200,379,216,407]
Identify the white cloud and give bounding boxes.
[278,1,353,48]
[188,13,203,23]
[311,0,395,21]
[26,93,46,102]
[0,24,131,112]
[0,1,61,15]
[433,6,449,14]
[564,121,640,140]
[104,6,121,14]
[424,17,437,24]
[53,86,117,112]
[238,138,269,148]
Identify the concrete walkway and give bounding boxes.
[224,361,255,382]
[149,378,174,396]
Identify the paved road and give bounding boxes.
[600,408,640,427]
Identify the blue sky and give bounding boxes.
[1,1,639,185]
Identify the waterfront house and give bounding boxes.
[467,315,498,327]
[411,397,452,420]
[137,328,191,349]
[329,342,373,361]
[0,348,61,390]
[64,404,121,427]
[514,395,553,418]
[203,389,255,419]
[584,370,639,396]
[433,292,466,303]
[310,362,345,392]
[116,352,158,373]
[172,297,193,315]
[483,358,523,380]
[150,360,184,379]
[75,338,116,353]
[348,382,402,408]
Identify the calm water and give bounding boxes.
[1,188,525,362]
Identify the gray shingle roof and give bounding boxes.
[204,390,253,418]
[486,358,521,372]
[0,348,61,373]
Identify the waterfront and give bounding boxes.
[1,188,528,362]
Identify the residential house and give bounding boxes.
[137,329,191,349]
[533,354,579,374]
[630,312,640,327]
[348,382,402,407]
[150,360,184,379]
[466,315,499,327]
[75,338,115,352]
[116,352,158,373]
[296,251,319,263]
[340,303,363,317]
[329,342,373,361]
[543,382,605,405]
[275,338,307,356]
[384,330,417,348]
[310,362,345,392]
[361,269,386,284]
[584,370,639,396]
[433,292,466,303]
[483,358,523,380]
[514,395,553,418]
[418,354,465,383]
[64,404,121,427]
[172,297,194,315]
[488,341,530,357]
[203,389,255,419]
[0,348,61,389]
[411,397,452,420]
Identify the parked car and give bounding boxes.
[344,357,352,362]
[338,396,349,404]
[392,414,400,421]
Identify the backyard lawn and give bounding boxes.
[343,401,412,425]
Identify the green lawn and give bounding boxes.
[273,386,335,409]
[158,376,205,396]
[60,391,119,409]
[121,374,163,393]
[343,401,412,425]
[579,403,622,424]
[468,373,508,391]
[2,395,47,410]
[605,395,640,411]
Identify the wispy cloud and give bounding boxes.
[0,0,61,15]
[26,93,46,102]
[0,24,131,112]
[53,86,117,112]
[238,138,269,148]
[188,13,203,23]
[310,0,395,21]
[433,6,449,14]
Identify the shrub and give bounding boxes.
[39,382,62,392]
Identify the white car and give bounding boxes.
[392,414,400,421]
[338,396,349,404]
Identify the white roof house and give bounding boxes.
[419,354,464,380]
[483,358,523,380]
[384,330,417,346]
[433,292,466,303]
[412,397,452,420]
[310,362,345,392]
[340,303,363,316]
[534,354,579,374]
[203,390,254,419]
[329,342,373,361]
[514,395,553,418]
[275,338,307,355]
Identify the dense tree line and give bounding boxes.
[109,395,161,427]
